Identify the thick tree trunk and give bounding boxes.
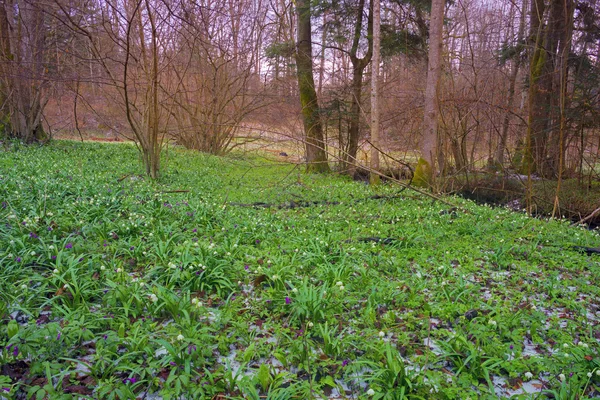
[1,0,48,143]
[524,0,548,176]
[547,0,574,176]
[415,0,445,188]
[295,0,329,173]
[525,0,573,177]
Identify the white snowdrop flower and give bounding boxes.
[563,343,569,348]
[149,294,158,303]
[192,298,199,305]
[339,285,345,291]
[366,389,375,396]
[116,268,122,273]
[9,240,14,245]
[488,320,497,326]
[524,372,533,380]
[564,353,570,358]
[100,265,106,271]
[177,334,185,341]
[292,288,298,293]
[378,331,385,338]
[308,322,314,328]
[226,252,231,256]
[272,274,279,280]
[53,269,59,274]
[588,372,593,378]
[139,282,145,287]
[195,302,203,309]
[596,370,600,376]
[558,373,566,382]
[20,284,27,290]
[336,281,343,286]
[48,245,54,250]
[194,242,199,247]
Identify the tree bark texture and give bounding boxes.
[0,0,49,143]
[344,0,373,175]
[416,0,445,188]
[370,0,380,185]
[295,0,330,173]
[525,0,574,177]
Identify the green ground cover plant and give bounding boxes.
[0,141,599,399]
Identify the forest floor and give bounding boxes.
[1,140,600,399]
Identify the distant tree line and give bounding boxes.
[0,0,598,194]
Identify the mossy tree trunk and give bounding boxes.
[417,0,445,189]
[524,0,574,178]
[295,0,330,173]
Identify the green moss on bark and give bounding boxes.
[413,157,432,188]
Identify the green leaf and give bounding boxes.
[7,320,18,339]
[257,363,271,392]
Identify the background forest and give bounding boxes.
[1,0,600,196]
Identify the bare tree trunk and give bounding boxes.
[318,12,327,97]
[295,0,329,173]
[145,0,160,179]
[415,0,445,188]
[369,0,380,185]
[496,0,527,167]
[344,0,373,175]
[0,1,9,127]
[1,0,49,143]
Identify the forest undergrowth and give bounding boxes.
[1,141,599,399]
